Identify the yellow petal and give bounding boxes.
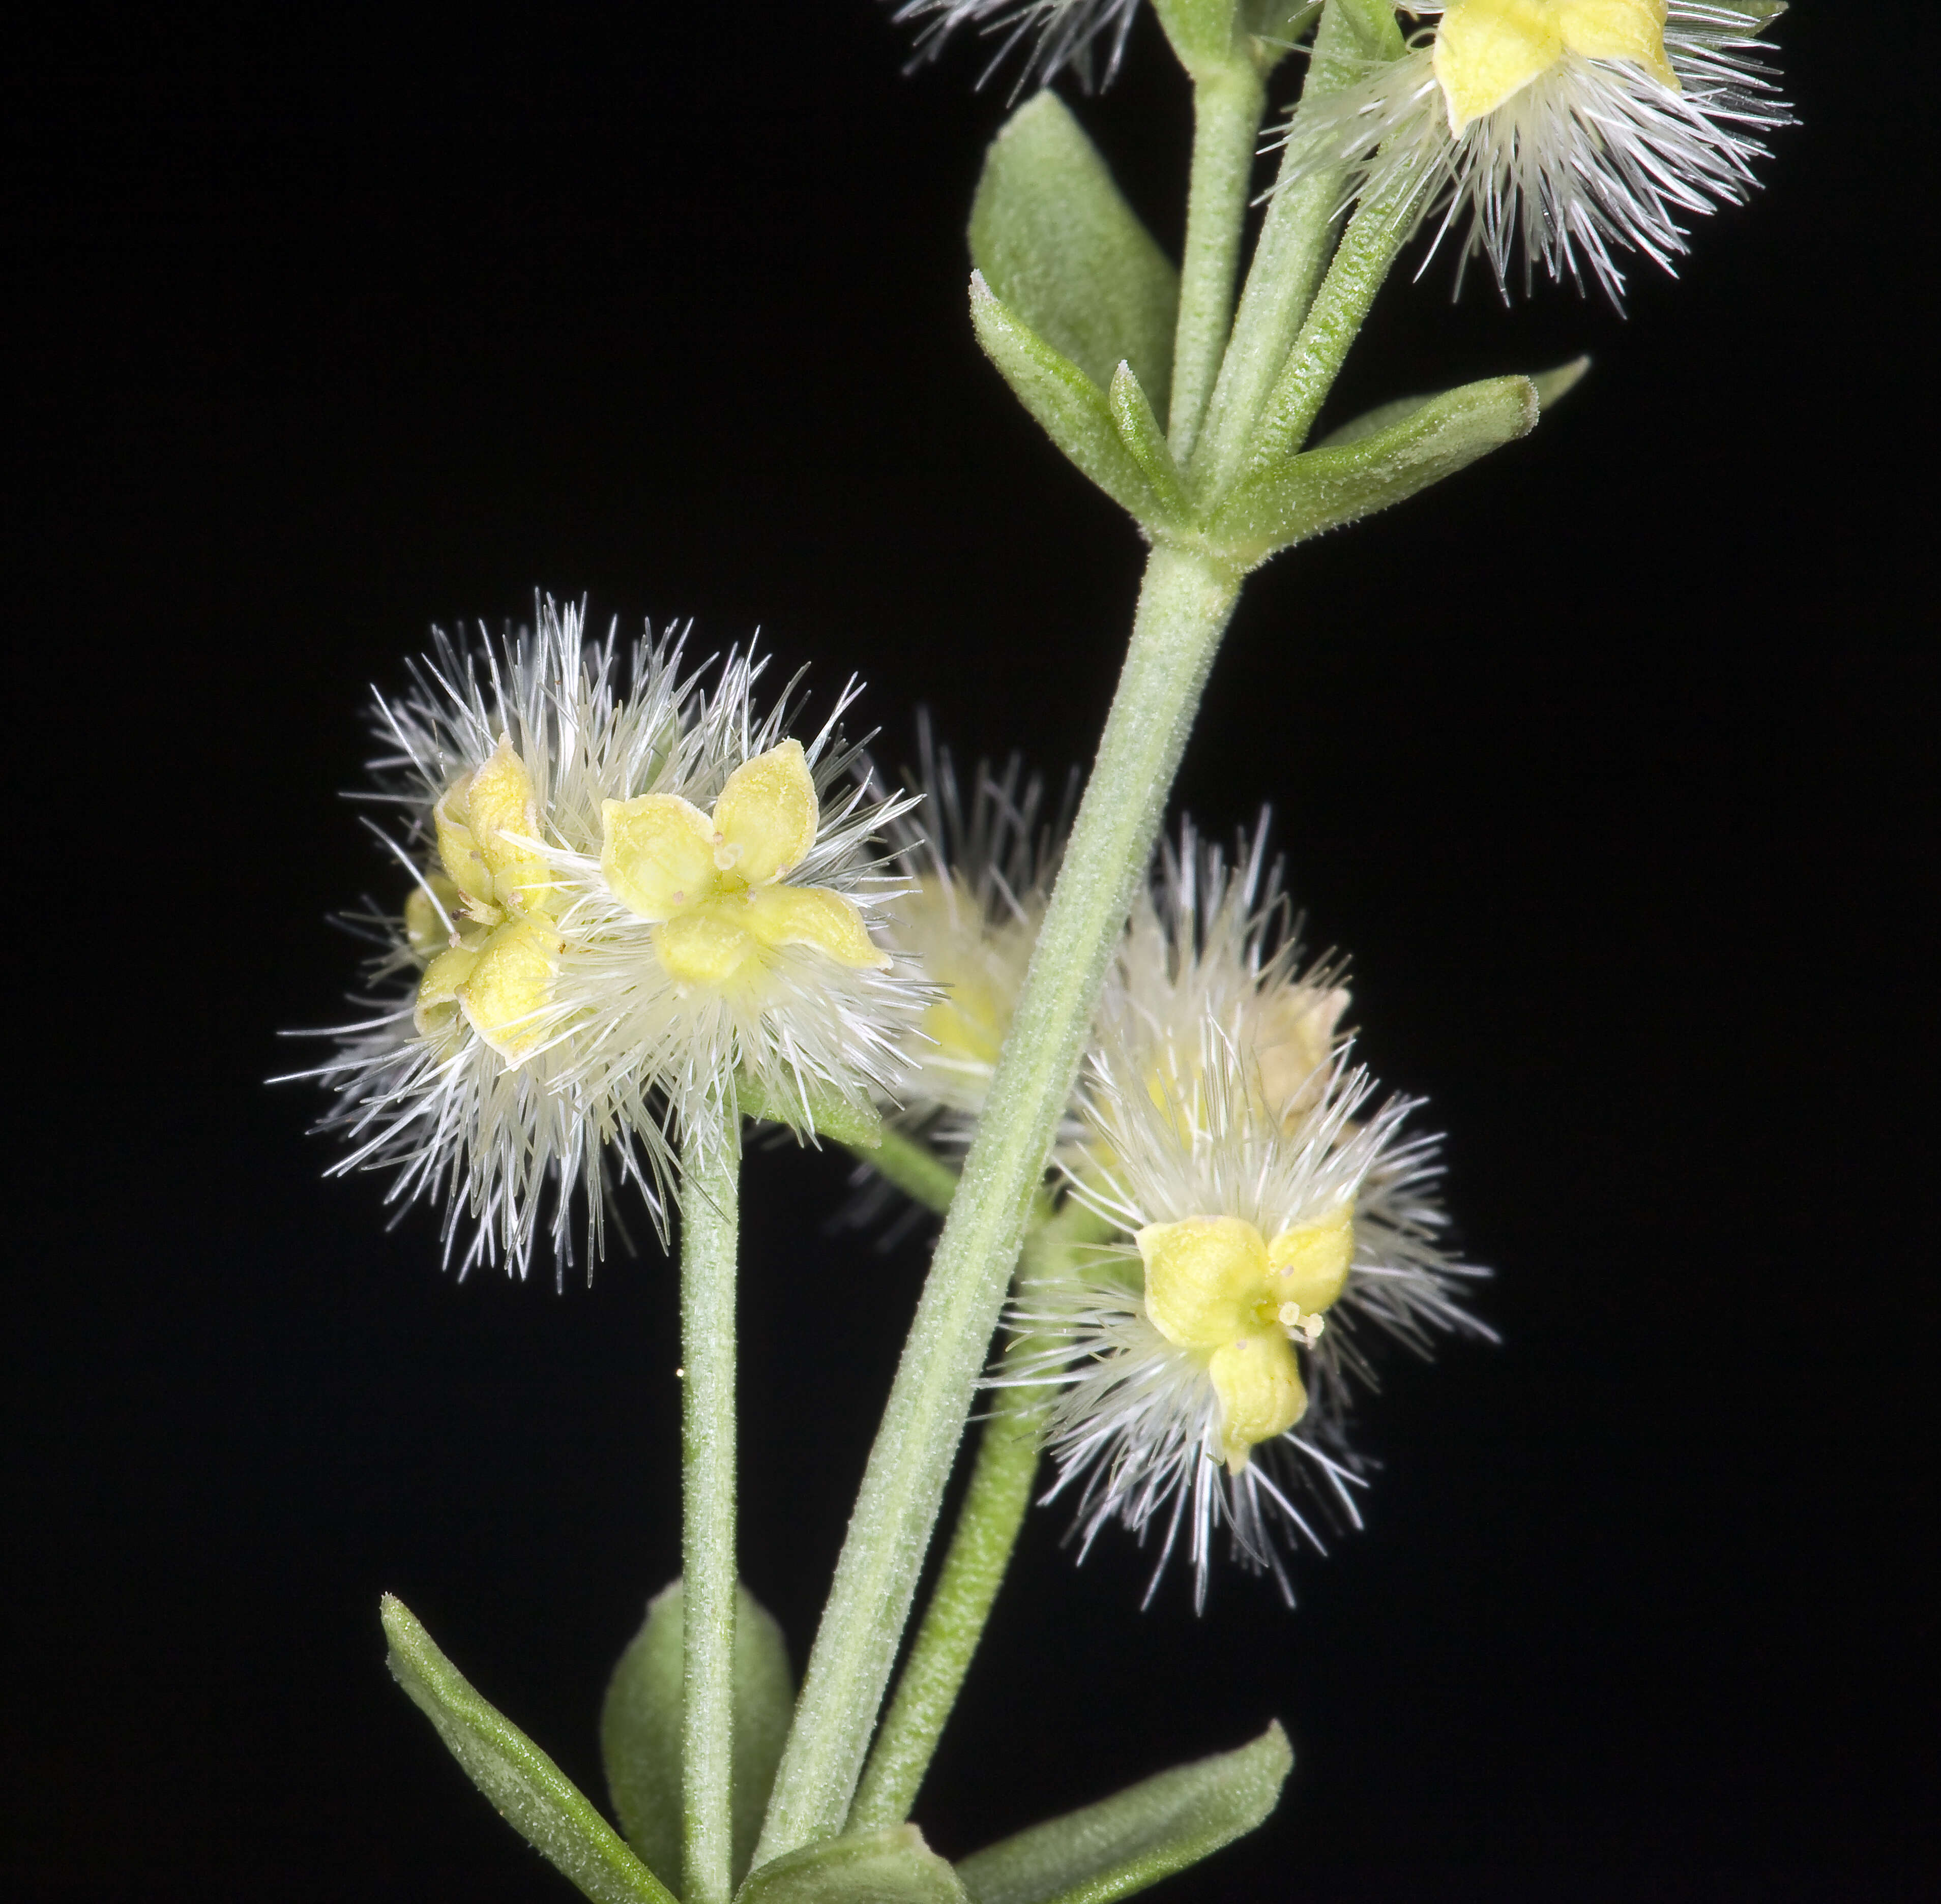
[404,874,464,959]
[1560,0,1676,90]
[1208,1334,1308,1474]
[601,793,719,921]
[414,943,480,1039]
[653,906,761,986]
[742,883,890,970]
[457,919,561,1063]
[1267,1203,1357,1316]
[711,739,818,886]
[1432,0,1566,132]
[1138,1215,1271,1351]
[462,736,554,918]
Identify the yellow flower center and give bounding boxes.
[1136,1204,1357,1475]
[413,737,563,1064]
[1432,0,1678,135]
[599,739,890,988]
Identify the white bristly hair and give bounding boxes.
[547,651,930,1144]
[1274,4,1790,303]
[284,598,692,1282]
[881,717,1075,1136]
[888,0,1145,92]
[1010,993,1491,1606]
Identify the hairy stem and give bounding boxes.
[846,1205,1110,1828]
[1167,61,1269,466]
[678,1106,741,1904]
[1246,177,1413,465]
[754,543,1244,1865]
[1189,0,1376,500]
[851,1125,961,1219]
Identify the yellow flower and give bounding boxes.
[599,738,889,988]
[1433,0,1677,134]
[1136,1204,1356,1474]
[414,736,563,1064]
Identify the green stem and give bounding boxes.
[849,1125,960,1219]
[678,1105,741,1904]
[1167,61,1269,466]
[1188,0,1376,500]
[1245,177,1413,465]
[845,1372,1043,1829]
[846,1205,1110,1828]
[754,542,1243,1866]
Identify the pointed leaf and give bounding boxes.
[969,93,1178,414]
[955,1721,1292,1904]
[1318,357,1587,452]
[969,274,1171,526]
[1212,375,1540,565]
[1330,0,1407,61]
[739,1825,970,1904]
[381,1594,675,1904]
[1107,363,1187,518]
[602,1579,797,1892]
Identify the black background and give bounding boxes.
[8,4,1936,1900]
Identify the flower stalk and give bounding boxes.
[1168,58,1269,462]
[678,1105,742,1904]
[756,541,1244,1863]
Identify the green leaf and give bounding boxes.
[1152,0,1243,72]
[736,1070,884,1150]
[1107,363,1187,518]
[969,274,1172,527]
[381,1594,675,1904]
[969,93,1178,416]
[739,1826,970,1904]
[602,1579,797,1893]
[1211,374,1540,565]
[1317,357,1587,452]
[954,1722,1292,1904]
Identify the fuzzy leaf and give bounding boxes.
[969,93,1178,415]
[1317,356,1587,452]
[954,1722,1291,1904]
[381,1594,674,1904]
[736,1070,885,1150]
[602,1580,797,1893]
[1212,374,1540,564]
[1107,363,1187,517]
[969,274,1171,526]
[1152,0,1242,71]
[739,1825,970,1904]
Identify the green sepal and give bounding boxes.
[1211,374,1540,566]
[736,1070,885,1150]
[738,1825,970,1904]
[1316,355,1587,450]
[955,1721,1293,1904]
[1329,0,1406,60]
[380,1594,675,1904]
[1107,363,1187,519]
[969,93,1178,416]
[969,273,1174,529]
[601,1579,797,1893]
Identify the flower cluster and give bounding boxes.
[1278,1,1790,302]
[870,770,1491,1602]
[290,601,925,1280]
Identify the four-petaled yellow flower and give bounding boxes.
[600,738,889,988]
[1136,1206,1356,1474]
[1434,0,1677,133]
[413,737,563,1064]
